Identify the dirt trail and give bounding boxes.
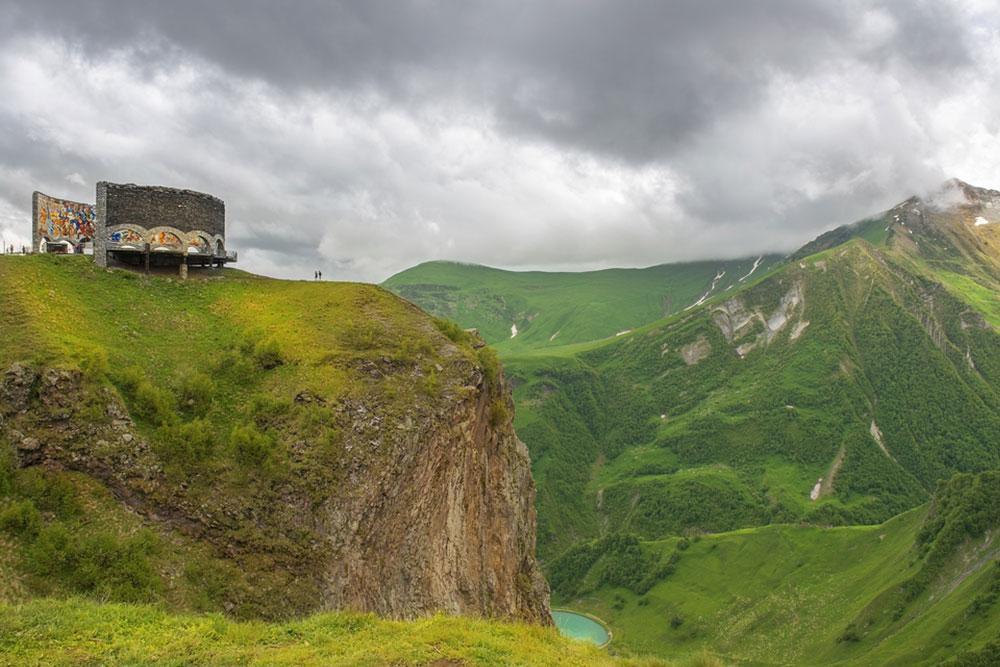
[810,443,846,501]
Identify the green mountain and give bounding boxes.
[514,238,998,559]
[384,256,782,352]
[387,180,1000,664]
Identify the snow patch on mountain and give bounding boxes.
[739,256,764,282]
[685,269,726,310]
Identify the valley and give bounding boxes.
[385,180,1000,664]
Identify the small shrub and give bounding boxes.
[254,339,284,369]
[0,499,42,537]
[670,615,685,629]
[339,322,380,351]
[489,399,509,427]
[25,524,161,602]
[238,330,266,356]
[116,366,176,425]
[155,419,216,467]
[115,365,147,395]
[295,403,332,437]
[178,372,215,417]
[230,425,274,467]
[838,624,861,643]
[315,428,344,463]
[0,441,14,495]
[25,522,72,573]
[249,394,291,427]
[422,368,441,396]
[400,335,434,361]
[15,469,80,517]
[183,559,234,611]
[951,641,1000,666]
[966,562,1000,618]
[433,318,469,345]
[78,348,109,380]
[133,382,175,425]
[213,351,257,384]
[477,346,501,388]
[677,537,691,551]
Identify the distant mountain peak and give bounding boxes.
[917,178,1000,212]
[792,177,1000,270]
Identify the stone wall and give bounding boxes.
[99,182,224,236]
[94,182,108,267]
[95,182,226,267]
[32,191,96,251]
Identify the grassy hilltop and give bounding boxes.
[0,255,468,615]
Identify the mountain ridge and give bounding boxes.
[388,179,999,347]
[384,255,784,351]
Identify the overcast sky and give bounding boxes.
[1,1,998,281]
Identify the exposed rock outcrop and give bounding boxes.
[0,357,551,624]
[711,281,806,358]
[679,336,711,365]
[318,364,550,621]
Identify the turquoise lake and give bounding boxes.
[552,610,610,647]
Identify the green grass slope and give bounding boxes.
[551,471,1000,665]
[383,256,782,352]
[0,597,674,667]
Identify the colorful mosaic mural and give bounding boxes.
[150,231,183,249]
[36,194,96,241]
[109,228,144,245]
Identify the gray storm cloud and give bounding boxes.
[0,0,998,280]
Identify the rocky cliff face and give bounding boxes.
[0,349,551,623]
[319,360,550,621]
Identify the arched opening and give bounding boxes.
[215,239,225,257]
[150,231,183,251]
[188,235,211,255]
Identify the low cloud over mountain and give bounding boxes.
[1,1,999,279]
